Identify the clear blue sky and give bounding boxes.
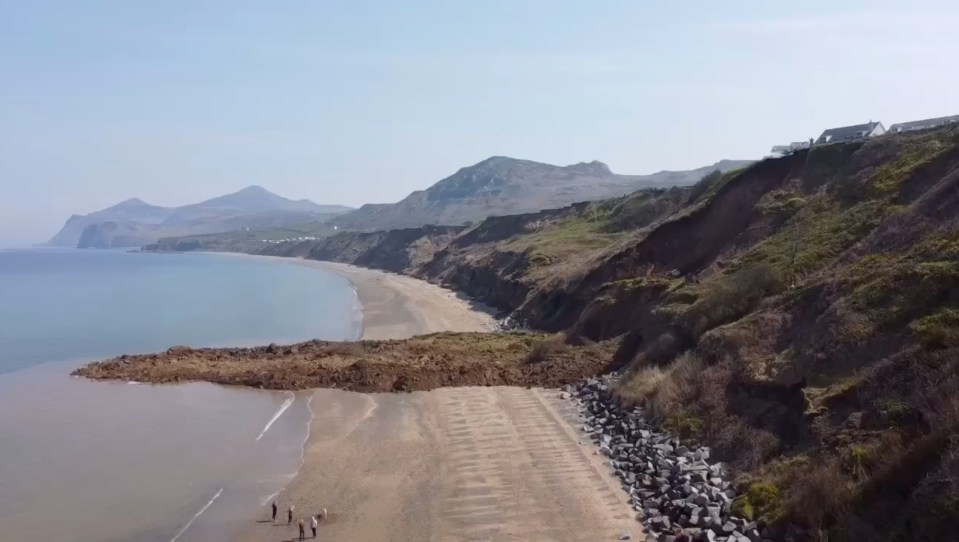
[2,1,957,246]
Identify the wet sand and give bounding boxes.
[234,256,636,541]
[240,387,636,542]
[0,362,313,542]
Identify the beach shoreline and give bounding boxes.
[239,386,638,542]
[69,251,636,540]
[216,253,499,340]
[215,255,636,541]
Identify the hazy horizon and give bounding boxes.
[3,1,958,246]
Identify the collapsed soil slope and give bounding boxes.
[560,129,959,540]
[267,128,959,540]
[125,127,959,540]
[252,187,691,316]
[75,333,618,392]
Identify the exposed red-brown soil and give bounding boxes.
[139,127,959,539]
[74,332,618,393]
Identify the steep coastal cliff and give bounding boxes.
[116,127,959,539]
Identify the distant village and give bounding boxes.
[262,236,323,244]
[768,113,959,158]
[260,226,339,244]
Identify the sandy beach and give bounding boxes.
[241,387,636,542]
[300,260,498,340]
[236,255,498,340]
[233,257,636,541]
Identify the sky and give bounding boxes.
[2,1,958,246]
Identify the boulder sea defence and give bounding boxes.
[569,375,802,542]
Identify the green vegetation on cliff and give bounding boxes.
[602,128,959,540]
[138,127,959,540]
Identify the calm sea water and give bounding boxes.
[0,248,361,542]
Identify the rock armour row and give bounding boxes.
[566,376,790,542]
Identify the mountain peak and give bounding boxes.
[234,185,272,195]
[96,198,166,216]
[335,156,752,231]
[480,155,513,163]
[468,156,612,175]
[110,197,155,209]
[467,156,522,169]
[568,160,612,175]
[48,185,350,247]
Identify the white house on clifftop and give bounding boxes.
[815,121,886,145]
[889,115,959,134]
[770,141,812,157]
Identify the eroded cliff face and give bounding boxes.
[249,197,678,315]
[558,130,959,539]
[529,153,808,332]
[247,128,959,539]
[251,225,467,275]
[415,203,593,313]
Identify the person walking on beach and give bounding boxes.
[298,518,306,541]
[311,514,318,538]
[271,500,278,523]
[288,505,294,525]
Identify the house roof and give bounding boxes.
[818,122,882,140]
[889,115,959,132]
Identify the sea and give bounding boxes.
[0,248,362,542]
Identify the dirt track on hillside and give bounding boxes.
[240,386,637,542]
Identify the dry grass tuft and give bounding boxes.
[683,263,784,336]
[621,353,783,467]
[650,351,704,419]
[524,333,570,363]
[618,351,704,423]
[784,458,854,538]
[620,365,667,401]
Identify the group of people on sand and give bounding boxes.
[271,500,326,540]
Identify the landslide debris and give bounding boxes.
[74,332,618,392]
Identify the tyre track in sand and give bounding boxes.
[433,387,632,541]
[240,386,637,542]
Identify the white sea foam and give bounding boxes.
[261,489,282,506]
[350,287,364,340]
[299,394,315,466]
[169,487,223,542]
[255,393,295,441]
[259,392,315,506]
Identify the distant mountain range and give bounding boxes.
[332,157,752,231]
[52,157,751,248]
[48,186,352,248]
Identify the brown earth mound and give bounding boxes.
[135,127,959,539]
[73,332,618,392]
